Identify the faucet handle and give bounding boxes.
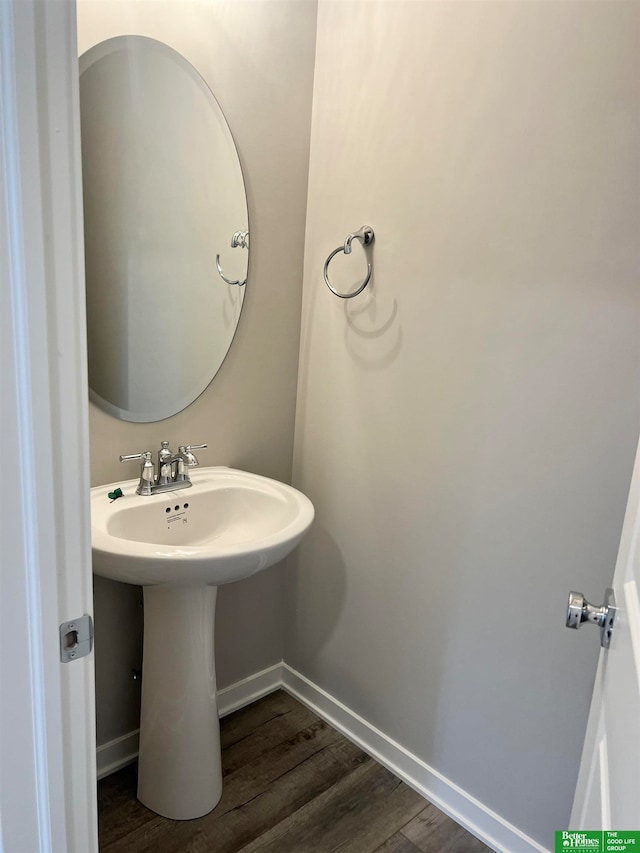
[119,451,152,463]
[178,444,207,467]
[119,451,155,495]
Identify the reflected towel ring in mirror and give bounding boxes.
[216,230,249,286]
[80,36,249,424]
[323,225,375,299]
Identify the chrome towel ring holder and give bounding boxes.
[324,225,375,299]
[216,230,249,287]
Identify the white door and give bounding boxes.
[570,437,640,829]
[0,1,97,851]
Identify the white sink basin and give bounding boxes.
[90,466,313,821]
[91,466,314,586]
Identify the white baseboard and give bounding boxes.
[96,729,140,780]
[280,664,550,853]
[96,662,549,853]
[217,662,283,717]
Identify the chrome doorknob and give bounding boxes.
[566,589,616,648]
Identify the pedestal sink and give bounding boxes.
[90,466,314,820]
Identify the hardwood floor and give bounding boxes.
[98,690,491,853]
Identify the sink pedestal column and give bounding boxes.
[138,584,222,820]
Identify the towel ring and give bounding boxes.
[216,230,249,287]
[216,255,246,287]
[324,225,375,299]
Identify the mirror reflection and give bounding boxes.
[80,36,248,423]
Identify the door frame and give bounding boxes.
[0,1,97,850]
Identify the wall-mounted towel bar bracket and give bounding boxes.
[324,225,375,299]
[216,230,249,287]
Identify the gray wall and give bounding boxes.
[287,1,639,847]
[77,0,317,746]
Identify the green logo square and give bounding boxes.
[603,832,640,851]
[556,831,640,852]
[555,831,602,851]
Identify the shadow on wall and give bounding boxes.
[344,280,402,371]
[285,525,347,665]
[215,563,290,688]
[328,240,403,371]
[93,576,144,744]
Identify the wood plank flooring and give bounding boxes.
[98,690,491,853]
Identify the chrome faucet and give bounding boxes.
[157,440,173,485]
[119,441,207,495]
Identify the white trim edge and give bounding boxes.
[96,662,550,853]
[217,663,283,718]
[96,730,140,781]
[280,665,550,853]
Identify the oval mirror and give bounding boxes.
[80,36,248,422]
